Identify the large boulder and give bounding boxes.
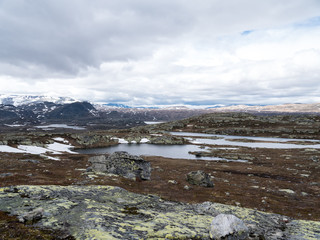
[209,214,249,240]
[89,151,151,180]
[186,170,214,187]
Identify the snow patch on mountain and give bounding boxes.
[0,94,76,106]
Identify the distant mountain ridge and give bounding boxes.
[2,94,320,113]
[1,94,320,127]
[0,94,76,106]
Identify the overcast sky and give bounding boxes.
[1,0,320,106]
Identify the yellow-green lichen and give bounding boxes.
[1,185,319,240]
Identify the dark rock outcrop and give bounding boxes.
[89,151,151,180]
[47,102,97,119]
[186,170,214,187]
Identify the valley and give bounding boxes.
[0,102,320,239]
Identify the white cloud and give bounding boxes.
[0,1,320,105]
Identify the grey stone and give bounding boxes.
[18,207,44,224]
[209,214,249,240]
[184,185,191,190]
[0,173,14,177]
[20,159,40,164]
[89,151,151,180]
[88,155,107,172]
[186,170,214,187]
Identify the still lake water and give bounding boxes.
[171,132,320,149]
[75,144,246,162]
[75,131,320,162]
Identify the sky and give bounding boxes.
[1,0,320,106]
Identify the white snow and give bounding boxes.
[18,145,59,155]
[140,138,150,143]
[144,121,164,125]
[45,156,61,161]
[47,142,75,154]
[0,139,76,161]
[0,94,76,106]
[53,137,69,143]
[112,137,129,144]
[185,137,203,144]
[118,138,129,144]
[35,124,85,130]
[0,145,25,153]
[4,124,25,127]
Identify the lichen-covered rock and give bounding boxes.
[0,185,319,240]
[89,151,151,180]
[70,133,116,147]
[149,135,186,145]
[0,185,212,239]
[186,170,214,187]
[88,155,107,172]
[18,207,44,224]
[209,214,249,240]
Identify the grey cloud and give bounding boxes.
[1,0,320,77]
[0,0,194,76]
[1,0,320,106]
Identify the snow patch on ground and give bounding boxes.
[47,142,75,154]
[0,145,25,153]
[140,138,150,143]
[4,124,25,127]
[35,124,85,130]
[53,137,69,143]
[112,137,129,144]
[185,138,203,144]
[0,140,76,160]
[18,145,58,155]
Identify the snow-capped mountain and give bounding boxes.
[0,94,76,106]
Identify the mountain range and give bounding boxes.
[1,95,320,130]
[0,94,76,106]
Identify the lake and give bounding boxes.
[171,132,320,149]
[75,144,247,162]
[75,131,320,162]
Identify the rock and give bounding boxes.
[20,159,40,164]
[209,214,249,240]
[88,155,107,172]
[149,135,186,145]
[0,173,14,177]
[89,151,151,180]
[186,170,214,187]
[18,207,44,224]
[168,180,177,184]
[71,133,116,148]
[279,189,295,195]
[0,185,319,240]
[310,156,319,162]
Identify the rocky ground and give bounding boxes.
[0,112,320,239]
[1,185,319,239]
